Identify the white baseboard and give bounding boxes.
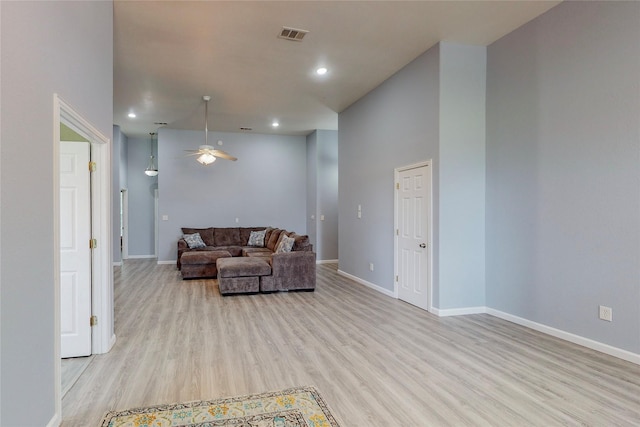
[127,255,156,259]
[337,269,395,298]
[316,259,338,264]
[432,306,487,317]
[46,412,61,427]
[157,260,177,265]
[112,261,122,267]
[109,333,117,352]
[486,308,640,365]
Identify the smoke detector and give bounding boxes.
[278,26,308,41]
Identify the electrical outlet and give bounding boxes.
[599,305,613,322]
[369,263,374,271]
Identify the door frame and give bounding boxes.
[393,160,433,312]
[121,188,129,261]
[53,94,114,420]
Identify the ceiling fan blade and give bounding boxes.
[212,149,238,161]
[184,151,205,157]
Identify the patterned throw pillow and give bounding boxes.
[183,233,206,249]
[248,229,267,247]
[275,235,295,253]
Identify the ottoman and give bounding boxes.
[216,257,272,295]
[180,250,231,279]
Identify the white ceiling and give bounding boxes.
[114,1,560,138]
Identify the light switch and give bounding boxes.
[320,215,325,221]
[235,218,239,223]
[311,215,315,220]
[162,215,169,221]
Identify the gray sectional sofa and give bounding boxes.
[177,226,316,294]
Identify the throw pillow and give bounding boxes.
[248,229,267,247]
[275,235,295,253]
[183,233,206,249]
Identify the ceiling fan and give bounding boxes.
[185,95,238,165]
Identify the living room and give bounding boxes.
[1,1,639,426]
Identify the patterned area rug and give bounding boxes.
[100,386,340,427]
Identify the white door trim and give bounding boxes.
[53,94,114,422]
[154,188,159,258]
[394,160,433,312]
[121,188,129,260]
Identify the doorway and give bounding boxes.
[394,161,432,311]
[54,94,113,420]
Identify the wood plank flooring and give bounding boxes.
[61,260,640,426]
[61,356,92,398]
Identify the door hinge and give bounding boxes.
[89,238,97,249]
[89,161,97,172]
[396,275,399,282]
[396,229,399,236]
[396,182,399,190]
[90,315,98,326]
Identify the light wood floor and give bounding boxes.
[62,260,640,426]
[61,356,92,398]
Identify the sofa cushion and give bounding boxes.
[217,257,272,278]
[274,231,285,249]
[289,233,311,251]
[275,235,295,253]
[239,227,267,246]
[264,227,275,246]
[181,227,215,246]
[214,227,242,246]
[247,229,267,247]
[243,247,272,256]
[181,250,231,265]
[183,233,206,249]
[266,228,283,251]
[213,245,243,257]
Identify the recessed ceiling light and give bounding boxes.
[128,112,136,118]
[316,67,328,75]
[272,121,280,128]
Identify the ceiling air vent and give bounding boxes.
[278,26,308,42]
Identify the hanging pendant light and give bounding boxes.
[144,132,159,176]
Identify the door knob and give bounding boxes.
[419,243,426,248]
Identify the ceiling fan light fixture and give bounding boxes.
[197,153,216,165]
[185,96,238,165]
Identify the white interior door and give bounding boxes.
[396,164,431,311]
[60,141,92,358]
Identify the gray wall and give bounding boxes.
[0,1,113,425]
[306,132,318,249]
[438,43,486,309]
[307,130,339,261]
[157,128,307,262]
[486,1,640,353]
[127,136,158,257]
[339,44,440,290]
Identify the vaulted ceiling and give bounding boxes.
[114,1,560,138]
